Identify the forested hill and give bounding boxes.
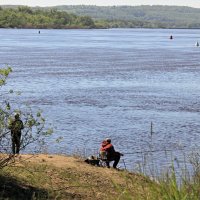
[51,5,200,28]
[1,5,200,28]
[0,6,96,29]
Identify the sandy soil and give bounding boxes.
[0,154,150,199]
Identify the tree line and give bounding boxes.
[0,6,96,29]
[53,5,200,29]
[1,5,200,29]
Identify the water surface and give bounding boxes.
[1,28,200,171]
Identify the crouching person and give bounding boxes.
[100,138,123,169]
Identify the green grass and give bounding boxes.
[1,154,200,200]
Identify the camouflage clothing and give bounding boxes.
[9,115,24,154]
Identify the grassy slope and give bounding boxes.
[0,154,156,200]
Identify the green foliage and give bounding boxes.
[0,6,97,29]
[77,16,95,28]
[147,166,200,200]
[0,66,52,162]
[2,5,200,28]
[53,5,200,28]
[0,67,12,86]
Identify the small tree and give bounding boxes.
[0,66,52,168]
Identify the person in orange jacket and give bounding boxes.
[99,140,108,160]
[100,138,123,168]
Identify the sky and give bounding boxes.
[0,0,200,8]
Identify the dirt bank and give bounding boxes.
[0,154,154,199]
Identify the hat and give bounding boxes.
[14,113,20,118]
[105,138,111,143]
[14,113,19,119]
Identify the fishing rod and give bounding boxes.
[123,146,186,155]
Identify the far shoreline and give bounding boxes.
[0,27,200,30]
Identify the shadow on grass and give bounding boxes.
[0,175,48,200]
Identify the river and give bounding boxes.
[1,28,200,172]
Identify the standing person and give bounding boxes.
[100,138,123,168]
[9,114,24,154]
